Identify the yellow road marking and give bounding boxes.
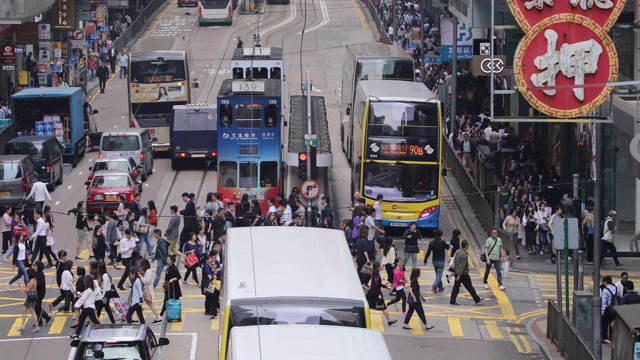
[49,314,67,334]
[170,316,184,331]
[370,312,385,332]
[519,334,533,353]
[8,318,23,336]
[447,317,464,337]
[484,320,503,339]
[408,314,423,335]
[144,2,173,39]
[351,0,375,42]
[210,318,219,331]
[507,327,525,353]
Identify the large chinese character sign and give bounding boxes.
[507,0,625,118]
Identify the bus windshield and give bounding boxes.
[201,0,230,9]
[130,60,186,83]
[367,102,439,137]
[230,302,366,328]
[356,59,414,82]
[363,163,439,202]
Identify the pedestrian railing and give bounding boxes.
[113,0,170,52]
[362,0,391,43]
[443,139,496,234]
[547,300,596,360]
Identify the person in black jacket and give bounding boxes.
[622,281,640,305]
[70,201,91,260]
[91,225,106,263]
[159,255,182,318]
[179,192,197,252]
[96,62,109,93]
[355,226,375,286]
[34,261,51,326]
[423,228,450,293]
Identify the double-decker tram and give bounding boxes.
[231,47,284,98]
[350,80,443,229]
[216,79,281,214]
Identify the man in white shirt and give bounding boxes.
[25,175,52,211]
[615,272,628,300]
[373,194,384,236]
[30,209,53,267]
[280,200,292,225]
[117,229,137,290]
[365,207,384,241]
[267,197,277,215]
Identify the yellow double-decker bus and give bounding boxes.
[350,80,443,229]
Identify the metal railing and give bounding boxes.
[547,300,596,360]
[113,0,170,51]
[443,140,496,233]
[362,0,390,43]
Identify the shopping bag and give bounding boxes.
[185,253,199,268]
[502,260,510,278]
[113,297,129,318]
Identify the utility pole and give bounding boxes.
[420,0,425,83]
[450,14,458,136]
[592,122,602,359]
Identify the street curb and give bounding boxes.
[525,314,564,360]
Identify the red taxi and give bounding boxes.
[85,157,143,192]
[87,171,140,213]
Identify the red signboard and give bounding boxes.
[507,0,626,32]
[508,0,625,118]
[2,44,14,57]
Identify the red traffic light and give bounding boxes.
[298,153,308,161]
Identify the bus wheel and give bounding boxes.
[71,154,78,168]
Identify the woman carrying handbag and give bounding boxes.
[402,268,435,331]
[365,262,397,326]
[160,255,182,321]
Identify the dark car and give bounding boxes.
[5,136,64,191]
[70,324,169,360]
[0,155,37,207]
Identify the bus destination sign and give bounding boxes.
[366,137,437,162]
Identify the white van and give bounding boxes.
[99,129,154,180]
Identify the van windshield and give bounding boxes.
[6,143,45,159]
[0,162,22,180]
[102,135,141,152]
[77,342,143,360]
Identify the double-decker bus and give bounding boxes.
[128,38,191,152]
[350,80,443,229]
[219,227,371,360]
[340,44,415,162]
[216,79,281,214]
[197,0,235,26]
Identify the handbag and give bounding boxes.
[46,234,55,246]
[134,223,149,234]
[539,223,550,232]
[404,244,419,253]
[480,239,498,263]
[185,253,199,268]
[375,295,386,310]
[143,285,152,302]
[360,262,373,276]
[205,283,216,293]
[105,280,120,299]
[213,279,221,291]
[26,291,37,302]
[407,294,415,306]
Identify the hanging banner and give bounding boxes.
[52,0,76,30]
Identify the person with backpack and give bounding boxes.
[600,275,617,344]
[153,229,170,288]
[600,210,623,268]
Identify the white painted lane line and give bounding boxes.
[78,171,82,175]
[299,1,330,34]
[261,1,296,37]
[55,201,60,206]
[67,186,72,190]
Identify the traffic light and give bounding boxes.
[298,152,308,181]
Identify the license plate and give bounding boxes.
[191,154,205,158]
[390,222,408,227]
[154,147,169,152]
[0,191,9,197]
[106,195,118,201]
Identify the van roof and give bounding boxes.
[101,128,149,136]
[229,325,392,359]
[0,154,31,161]
[7,136,56,143]
[11,87,83,98]
[225,227,366,303]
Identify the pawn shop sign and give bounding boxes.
[508,0,625,118]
